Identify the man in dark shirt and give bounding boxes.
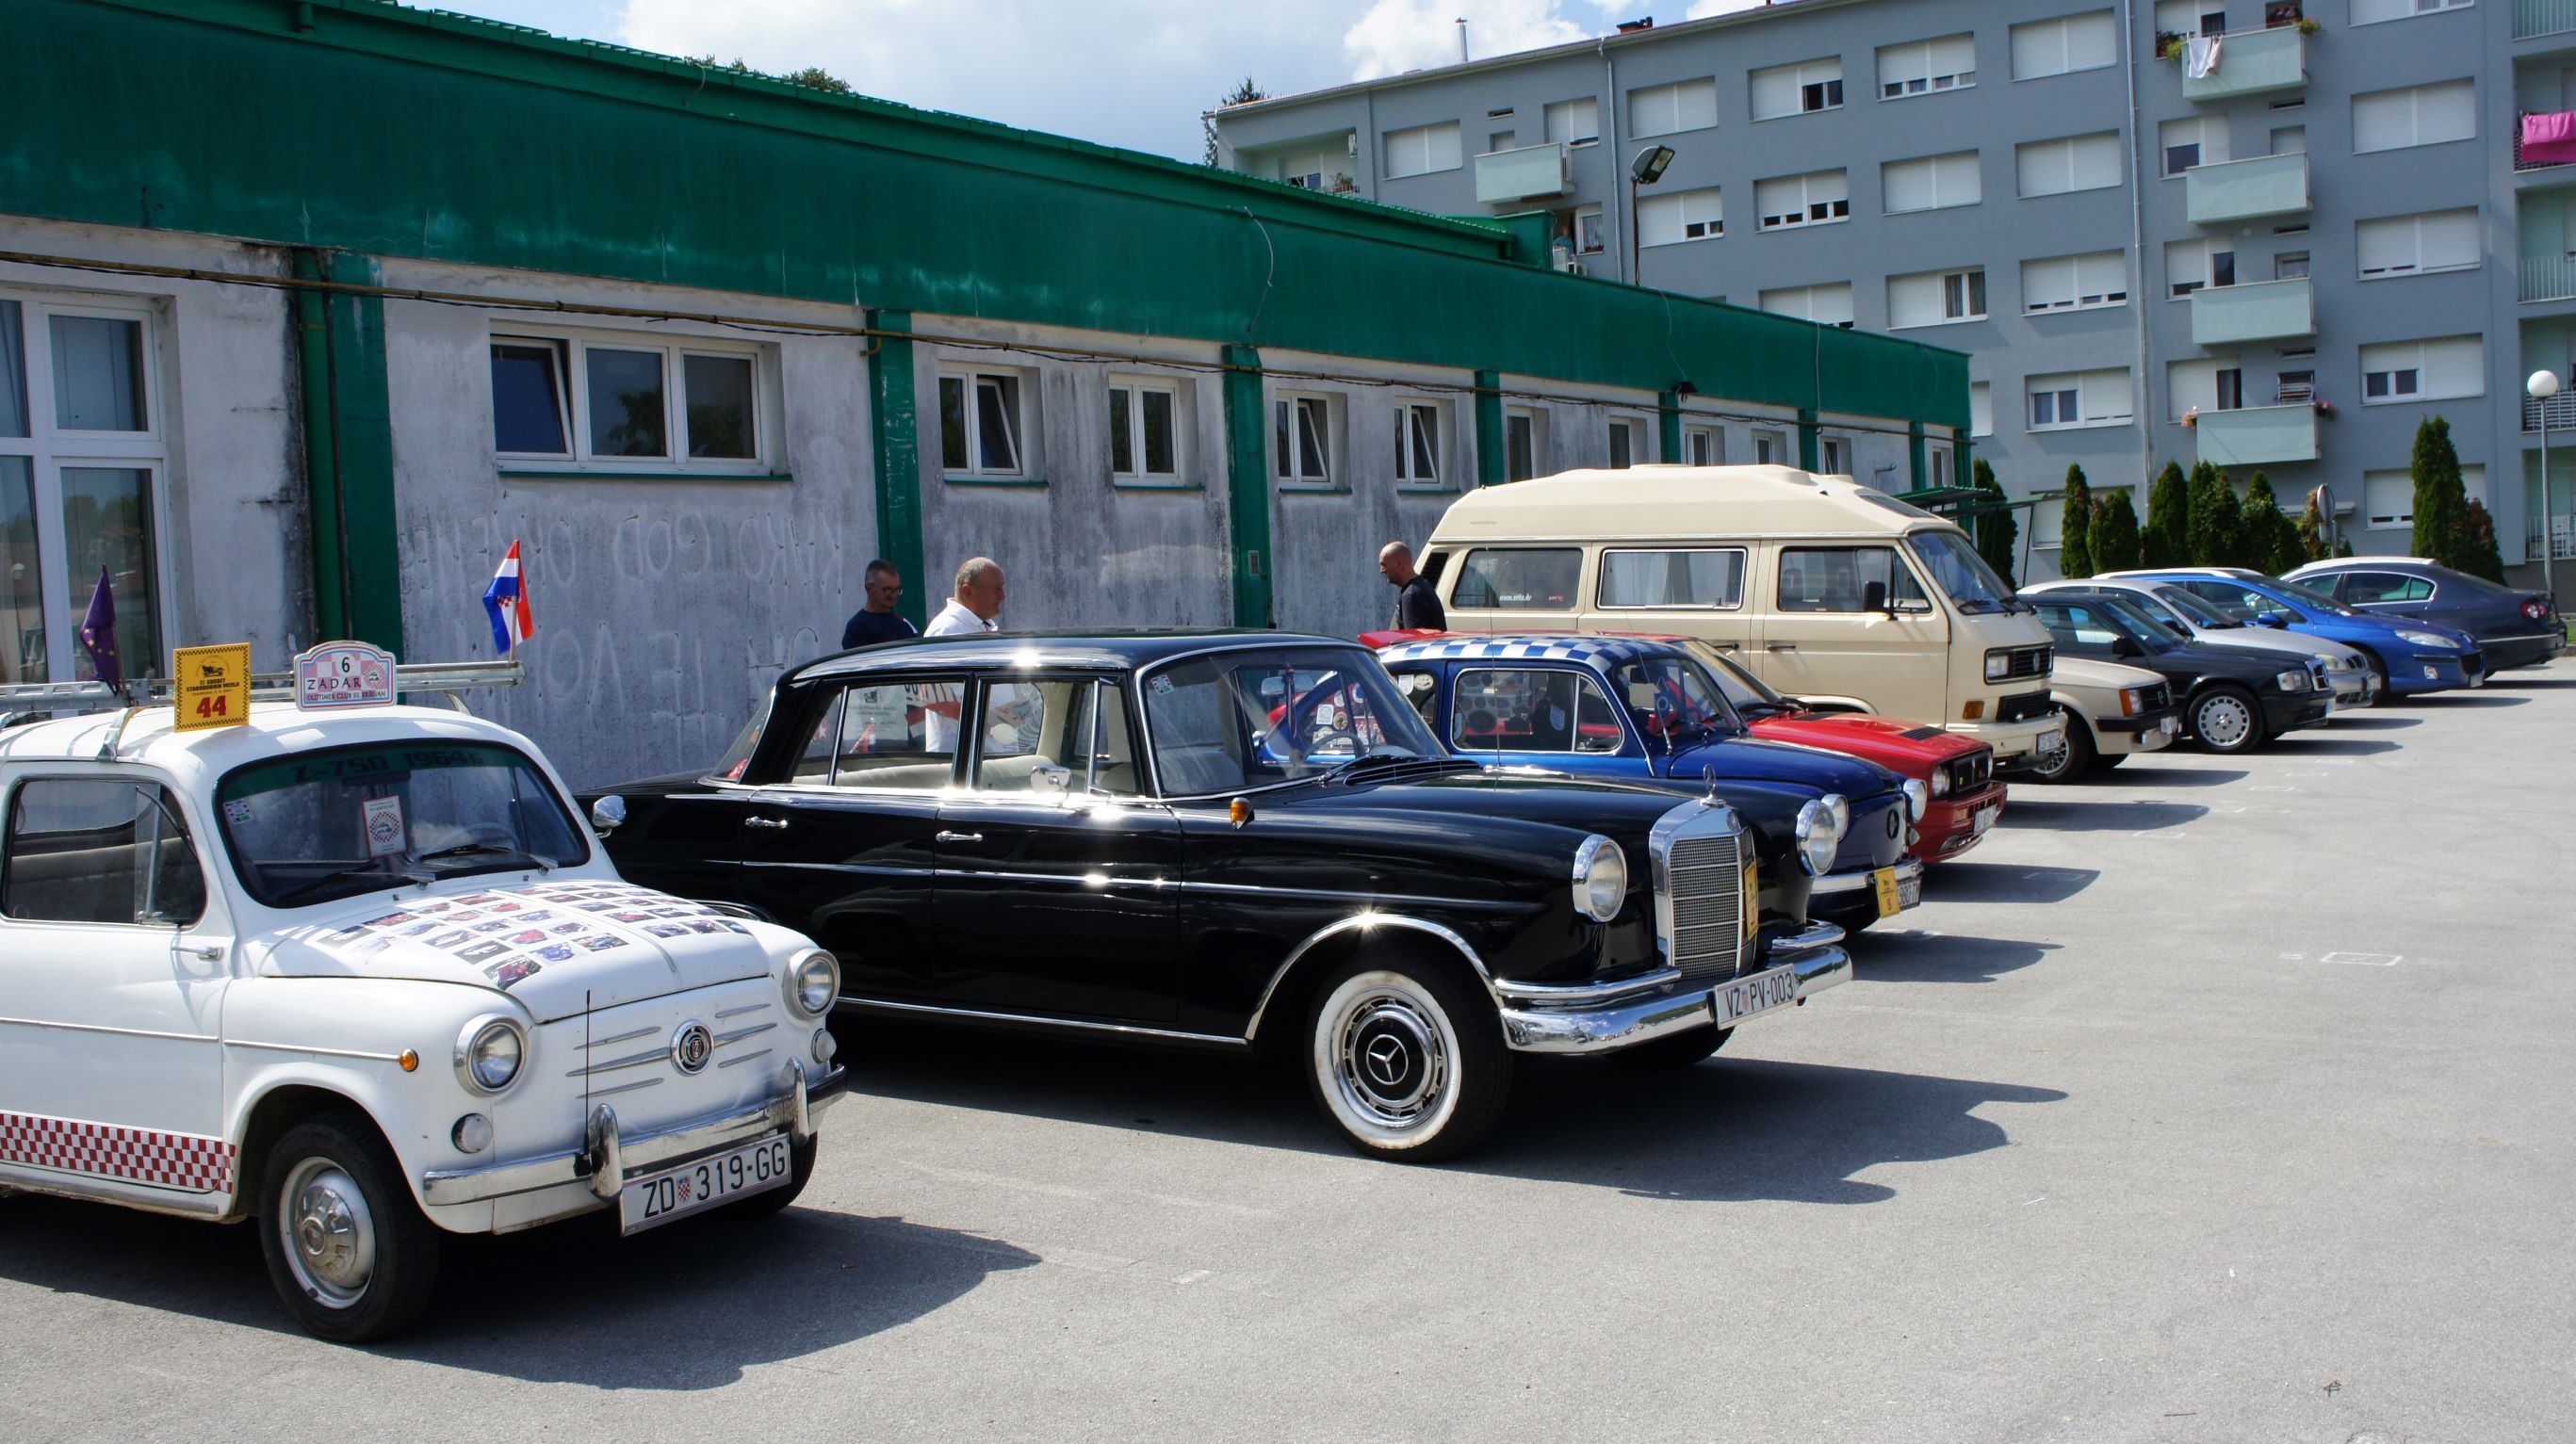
[1378,541,1445,632]
[840,560,919,649]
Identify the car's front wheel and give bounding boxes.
[2190,684,2266,754]
[2028,709,2095,784]
[1306,956,1510,1162]
[258,1111,441,1344]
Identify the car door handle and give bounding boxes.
[1766,642,1798,653]
[935,830,984,844]
[743,817,790,831]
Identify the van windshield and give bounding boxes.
[1907,530,2017,614]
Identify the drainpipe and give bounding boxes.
[291,249,349,641]
[1601,38,1626,283]
[2122,0,2155,484]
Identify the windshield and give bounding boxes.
[1907,530,2014,613]
[2098,597,2185,652]
[1140,647,1444,796]
[1676,641,1792,713]
[1610,654,1743,740]
[2111,591,2196,641]
[2156,587,2239,629]
[218,741,589,909]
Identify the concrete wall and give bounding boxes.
[377,258,879,787]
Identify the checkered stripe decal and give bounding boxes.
[1380,636,1655,666]
[0,1111,235,1193]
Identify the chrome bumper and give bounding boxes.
[420,1061,849,1207]
[1496,923,1850,1055]
[1810,854,1925,899]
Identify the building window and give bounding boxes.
[1755,170,1850,231]
[491,330,766,469]
[2362,469,2417,528]
[2170,358,2246,420]
[0,293,167,687]
[1384,122,1463,179]
[2351,0,2472,23]
[1930,446,1954,489]
[1393,402,1445,489]
[1630,77,1719,138]
[1607,418,1644,469]
[2360,335,2482,403]
[1969,382,1993,438]
[2023,251,2129,312]
[2356,208,2480,277]
[1753,430,1788,464]
[1274,394,1334,486]
[1487,129,1515,153]
[1877,34,1976,100]
[2166,237,2237,297]
[1506,407,1543,481]
[1573,204,1607,254]
[1759,282,1856,329]
[1638,187,1724,246]
[1882,151,1981,214]
[1544,97,1599,146]
[2027,368,2133,430]
[2010,11,2117,80]
[1888,268,1987,329]
[2275,251,2310,280]
[2016,132,2123,197]
[1818,437,1850,474]
[2155,0,2227,36]
[1750,57,1844,120]
[938,369,1031,479]
[2353,80,2477,154]
[1268,140,1350,190]
[2160,116,2229,177]
[1684,424,1722,466]
[1107,379,1183,484]
[2276,369,2316,404]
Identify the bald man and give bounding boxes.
[1379,542,1445,631]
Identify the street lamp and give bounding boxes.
[1627,144,1674,284]
[2533,368,2561,598]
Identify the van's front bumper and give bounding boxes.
[1953,711,2065,768]
[1495,922,1850,1054]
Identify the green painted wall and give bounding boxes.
[2,0,1967,432]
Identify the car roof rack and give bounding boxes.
[0,657,523,735]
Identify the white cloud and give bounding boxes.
[1683,0,1770,17]
[1343,0,1598,79]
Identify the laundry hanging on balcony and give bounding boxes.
[2522,111,2576,166]
[2184,35,2223,80]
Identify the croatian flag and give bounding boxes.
[481,542,535,656]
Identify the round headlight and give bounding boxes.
[1571,835,1628,922]
[455,1015,526,1094]
[789,949,841,1017]
[1928,766,1951,799]
[1900,779,1928,823]
[1823,792,1850,836]
[1793,798,1844,876]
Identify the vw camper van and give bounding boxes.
[1417,466,2064,769]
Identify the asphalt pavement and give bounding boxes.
[5,660,2572,1443]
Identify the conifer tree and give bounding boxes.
[1971,460,2018,586]
[2059,464,2095,578]
[2089,488,2143,572]
[2144,461,2191,567]
[2187,461,2242,567]
[2408,415,2471,573]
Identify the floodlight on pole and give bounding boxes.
[1627,145,1676,283]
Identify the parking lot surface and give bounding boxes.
[5,662,2571,1444]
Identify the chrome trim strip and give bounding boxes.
[716,1046,774,1069]
[226,1039,414,1063]
[712,1003,771,1021]
[1809,856,1925,897]
[1177,878,1522,910]
[1242,913,1499,1045]
[713,1022,775,1047]
[586,1026,657,1048]
[1493,966,1682,1009]
[587,1077,662,1099]
[562,1046,667,1079]
[0,1015,216,1045]
[840,996,1250,1049]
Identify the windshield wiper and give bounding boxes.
[274,863,430,906]
[1320,749,1427,783]
[416,841,553,874]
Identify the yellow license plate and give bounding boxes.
[1870,867,1899,919]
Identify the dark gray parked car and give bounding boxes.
[2283,560,2563,673]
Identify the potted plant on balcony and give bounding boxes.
[2181,406,2201,430]
[2155,30,2185,59]
[1328,172,1356,194]
[2311,398,2334,417]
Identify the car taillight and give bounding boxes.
[2523,600,2552,623]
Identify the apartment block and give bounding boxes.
[1215,0,2575,585]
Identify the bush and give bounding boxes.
[2144,462,2190,568]
[2241,471,2302,576]
[2059,464,2095,578]
[2090,489,2143,573]
[2462,499,2508,584]
[2295,490,2330,565]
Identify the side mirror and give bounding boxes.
[2254,611,2290,628]
[590,795,627,837]
[1863,579,1890,613]
[2111,636,2144,659]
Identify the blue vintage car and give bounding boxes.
[1373,634,1924,933]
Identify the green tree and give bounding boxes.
[2187,461,2242,567]
[2089,488,2143,572]
[780,65,854,93]
[2144,461,2191,568]
[2461,499,2509,583]
[2295,489,2330,564]
[2058,464,2095,578]
[1203,76,1266,166]
[2409,415,2471,572]
[1970,460,2018,586]
[2241,470,2299,576]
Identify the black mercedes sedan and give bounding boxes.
[2024,592,2333,754]
[586,631,1851,1161]
[2284,559,2564,673]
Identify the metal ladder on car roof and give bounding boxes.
[0,658,524,735]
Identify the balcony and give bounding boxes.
[2522,392,2576,430]
[2517,0,2576,40]
[2195,403,2318,467]
[2517,114,2576,172]
[2180,26,2307,103]
[1475,142,1573,204]
[2186,153,2310,226]
[2190,277,2315,346]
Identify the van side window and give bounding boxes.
[1776,546,1928,613]
[3,779,207,926]
[1452,548,1580,609]
[1599,548,1746,609]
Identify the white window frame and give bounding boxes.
[2155,0,2227,36]
[1969,382,1994,437]
[2023,251,2130,314]
[1760,282,1856,329]
[1393,400,1448,491]
[937,366,1035,480]
[2010,11,2117,81]
[1683,423,1723,466]
[1751,57,1846,120]
[1882,151,1981,215]
[1545,97,1600,146]
[2360,335,2483,405]
[1383,122,1463,179]
[2166,237,2237,298]
[492,324,774,475]
[1505,406,1546,482]
[2352,79,2477,154]
[1876,34,1976,101]
[1629,78,1719,138]
[1888,268,1988,330]
[1606,417,1647,469]
[1755,170,1851,231]
[1638,187,1725,247]
[2026,368,2133,430]
[1107,375,1187,486]
[1818,436,1850,474]
[2351,0,2473,25]
[0,289,173,688]
[1275,392,1336,488]
[2016,132,2123,197]
[1752,429,1789,464]
[2160,115,2229,178]
[2356,208,2481,279]
[2361,468,2417,529]
[1573,203,1607,255]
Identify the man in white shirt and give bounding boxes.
[921,558,1004,752]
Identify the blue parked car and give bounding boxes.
[2282,559,2564,673]
[2102,567,2485,697]
[1372,634,1924,934]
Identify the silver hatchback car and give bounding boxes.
[2026,577,2379,706]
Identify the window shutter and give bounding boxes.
[2075,250,2126,302]
[2009,20,2060,79]
[1883,156,1935,213]
[2422,335,2485,398]
[1888,272,1944,329]
[2418,79,2476,146]
[2022,256,2077,310]
[1878,41,1931,92]
[2070,132,2122,190]
[1750,65,1799,120]
[2421,208,2480,269]
[1755,175,1795,224]
[2356,216,2412,274]
[1638,192,1686,247]
[2017,138,2066,195]
[1929,33,1976,79]
[1811,283,1854,327]
[1933,151,1981,206]
[1969,381,1993,437]
[1427,122,1461,171]
[2084,368,2133,422]
[1810,169,1849,207]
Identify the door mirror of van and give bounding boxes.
[2111,635,2144,659]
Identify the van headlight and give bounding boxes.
[1900,779,1928,822]
[1983,649,2011,682]
[787,949,840,1017]
[455,1015,527,1094]
[1794,796,1846,876]
[1571,835,1628,922]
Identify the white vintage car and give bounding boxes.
[0,688,848,1342]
